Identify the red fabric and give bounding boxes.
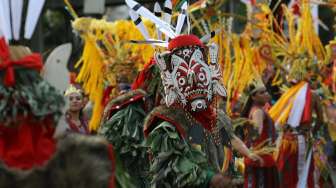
[0,117,56,170]
[102,86,114,106]
[244,107,278,187]
[131,58,156,90]
[69,72,77,84]
[245,154,276,168]
[107,144,116,188]
[0,37,43,86]
[277,132,315,188]
[277,132,298,188]
[301,86,312,124]
[191,107,216,131]
[107,94,144,116]
[244,166,279,188]
[292,2,301,16]
[168,34,204,51]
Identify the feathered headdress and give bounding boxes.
[125,0,220,47]
[65,0,158,131]
[125,0,227,109]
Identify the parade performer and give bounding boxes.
[240,80,279,188]
[0,34,119,188]
[66,1,160,186]
[266,1,327,187]
[0,1,133,187]
[120,0,264,187]
[323,103,336,187]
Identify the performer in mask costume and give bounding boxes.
[0,2,133,187]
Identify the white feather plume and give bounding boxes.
[24,0,46,39]
[154,2,162,40]
[0,0,12,41]
[125,0,176,39]
[175,2,188,35]
[163,0,172,41]
[11,0,24,40]
[129,9,150,40]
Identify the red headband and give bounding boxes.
[168,34,204,51]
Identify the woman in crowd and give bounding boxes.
[64,84,90,134]
[240,82,279,188]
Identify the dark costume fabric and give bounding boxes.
[0,134,124,188]
[322,122,336,187]
[143,105,234,187]
[243,107,279,188]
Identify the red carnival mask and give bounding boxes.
[155,35,227,111]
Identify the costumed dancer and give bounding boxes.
[322,103,336,187]
[0,28,119,188]
[67,4,160,187]
[240,80,279,188]
[267,1,327,187]
[120,0,265,187]
[0,1,132,187]
[270,67,324,188]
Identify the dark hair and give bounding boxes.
[241,95,253,118]
[240,84,257,118]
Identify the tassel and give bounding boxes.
[75,35,105,131]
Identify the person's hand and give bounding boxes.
[210,174,232,188]
[247,152,264,166]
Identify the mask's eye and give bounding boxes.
[178,77,186,86]
[198,72,206,81]
[183,49,190,56]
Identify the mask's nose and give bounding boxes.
[187,70,197,87]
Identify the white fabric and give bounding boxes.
[287,83,308,128]
[11,0,23,40]
[297,143,312,188]
[297,135,306,188]
[0,0,12,41]
[24,0,46,39]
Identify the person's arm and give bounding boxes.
[231,135,264,165]
[146,121,231,188]
[218,110,264,164]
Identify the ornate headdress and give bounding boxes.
[64,84,83,97]
[125,0,227,112]
[247,78,266,95]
